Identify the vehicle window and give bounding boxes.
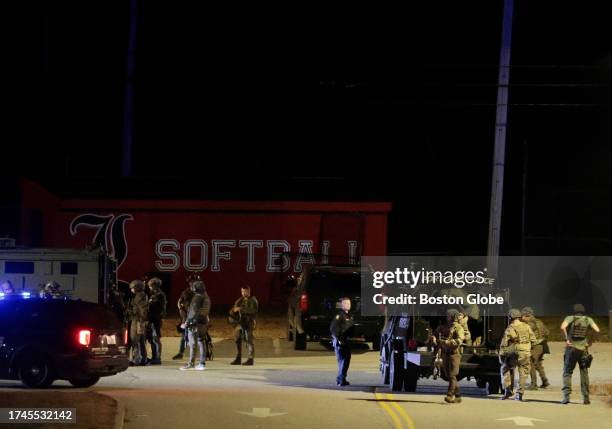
[4,261,35,274]
[307,271,362,295]
[61,262,79,275]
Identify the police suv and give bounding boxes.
[0,294,129,388]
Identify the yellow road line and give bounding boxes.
[386,393,416,429]
[374,392,403,429]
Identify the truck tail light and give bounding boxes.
[124,328,128,345]
[299,294,309,312]
[407,339,417,351]
[78,329,91,347]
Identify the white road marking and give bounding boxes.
[236,408,287,418]
[496,416,548,426]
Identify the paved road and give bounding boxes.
[1,339,610,429]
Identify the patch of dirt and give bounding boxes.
[0,391,117,429]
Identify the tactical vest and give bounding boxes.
[569,316,589,340]
[528,319,541,340]
[513,323,530,344]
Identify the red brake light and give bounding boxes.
[78,329,91,346]
[299,293,309,312]
[408,339,417,351]
[124,328,128,345]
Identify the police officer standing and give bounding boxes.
[431,309,465,403]
[521,306,550,390]
[128,280,149,366]
[230,286,258,366]
[560,303,600,404]
[330,297,353,386]
[500,308,536,401]
[180,280,211,371]
[458,311,472,347]
[146,277,167,365]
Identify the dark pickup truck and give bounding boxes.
[0,295,129,388]
[380,291,510,394]
[287,265,385,351]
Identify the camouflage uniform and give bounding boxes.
[521,307,549,389]
[232,295,259,363]
[561,305,597,404]
[500,309,536,400]
[128,281,149,365]
[146,278,167,364]
[434,310,465,403]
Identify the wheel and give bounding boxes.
[68,376,100,388]
[381,363,390,385]
[403,362,418,392]
[370,335,381,351]
[486,377,501,395]
[18,353,54,388]
[389,350,404,391]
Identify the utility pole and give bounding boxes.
[487,0,514,278]
[122,0,138,177]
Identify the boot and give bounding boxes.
[527,384,538,391]
[583,397,590,405]
[242,358,254,366]
[454,395,462,403]
[172,353,183,360]
[561,395,570,404]
[540,379,550,389]
[501,388,513,400]
[444,395,455,403]
[230,356,242,365]
[515,393,523,401]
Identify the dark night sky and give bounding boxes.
[7,1,612,255]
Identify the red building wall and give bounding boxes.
[19,179,391,307]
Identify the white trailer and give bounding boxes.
[0,247,117,304]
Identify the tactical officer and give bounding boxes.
[146,277,167,365]
[128,280,149,366]
[40,281,62,299]
[330,297,354,386]
[108,282,127,324]
[173,284,195,360]
[521,306,550,390]
[560,303,600,405]
[230,285,258,366]
[500,308,536,401]
[179,280,211,371]
[458,311,472,347]
[431,309,465,403]
[0,280,16,295]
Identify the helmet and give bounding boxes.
[509,308,522,319]
[573,303,586,314]
[447,308,461,321]
[44,281,60,292]
[190,280,206,293]
[147,277,162,290]
[521,306,534,316]
[130,280,145,292]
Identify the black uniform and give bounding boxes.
[330,310,354,385]
[147,289,167,364]
[185,291,211,366]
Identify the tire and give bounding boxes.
[370,335,381,352]
[293,317,306,350]
[18,353,54,388]
[403,362,418,392]
[389,350,404,391]
[382,363,390,385]
[68,376,100,388]
[486,377,501,395]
